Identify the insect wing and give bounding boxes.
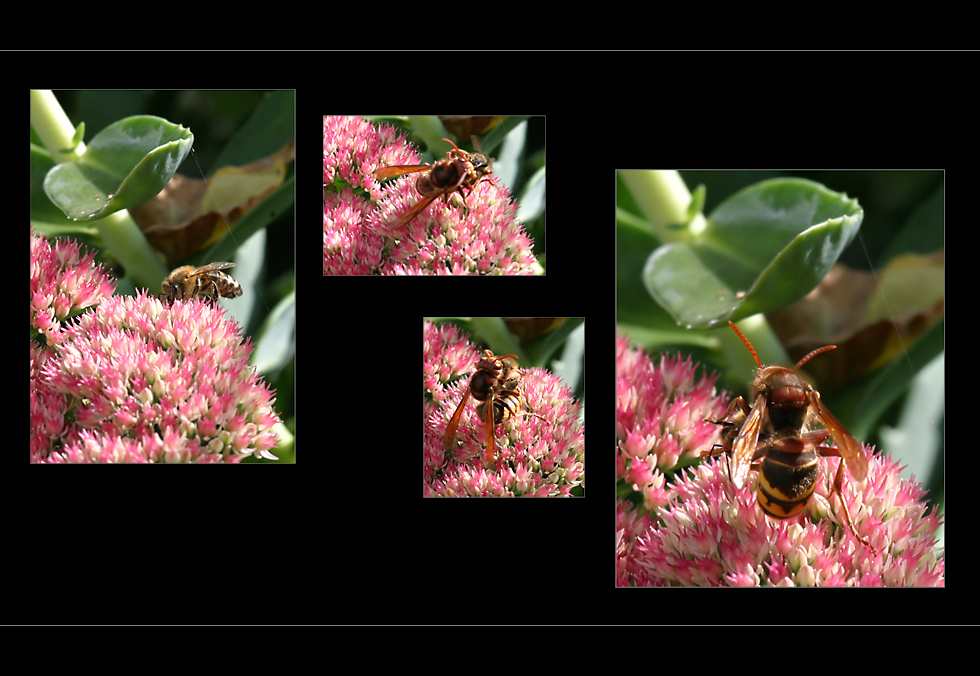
[729,393,767,489]
[484,356,500,465]
[807,390,867,482]
[443,385,472,452]
[188,262,235,278]
[374,164,432,181]
[485,392,496,464]
[389,192,442,230]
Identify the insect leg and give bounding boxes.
[827,452,876,553]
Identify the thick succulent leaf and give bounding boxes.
[644,178,863,329]
[43,115,193,221]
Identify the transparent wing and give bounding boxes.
[443,385,472,453]
[187,262,235,278]
[808,390,866,481]
[729,393,767,489]
[374,164,432,180]
[387,192,442,230]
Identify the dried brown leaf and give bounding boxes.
[133,140,295,263]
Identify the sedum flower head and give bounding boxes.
[33,290,281,463]
[631,448,944,586]
[323,115,539,275]
[423,320,584,496]
[31,231,117,345]
[616,333,729,512]
[615,333,945,587]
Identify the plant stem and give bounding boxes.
[620,170,704,243]
[98,210,169,289]
[30,90,86,162]
[721,314,791,385]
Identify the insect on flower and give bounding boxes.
[162,262,243,305]
[374,138,494,230]
[702,321,876,552]
[443,350,546,465]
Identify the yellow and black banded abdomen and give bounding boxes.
[476,391,522,425]
[756,446,819,519]
[490,391,522,425]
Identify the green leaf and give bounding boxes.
[829,315,945,440]
[43,115,193,222]
[252,290,296,376]
[643,178,863,329]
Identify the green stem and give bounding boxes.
[721,314,791,386]
[409,115,449,155]
[98,211,169,291]
[30,90,85,162]
[619,170,705,243]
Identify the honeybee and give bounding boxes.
[374,137,494,231]
[162,262,243,305]
[443,350,545,465]
[702,321,875,552]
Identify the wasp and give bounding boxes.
[373,138,494,231]
[162,262,243,305]
[443,350,545,465]
[702,321,875,552]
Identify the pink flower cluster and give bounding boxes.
[31,233,281,463]
[615,332,945,586]
[31,232,117,345]
[323,116,539,275]
[616,333,728,512]
[628,449,944,586]
[423,320,584,496]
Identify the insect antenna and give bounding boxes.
[727,320,762,368]
[794,344,837,370]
